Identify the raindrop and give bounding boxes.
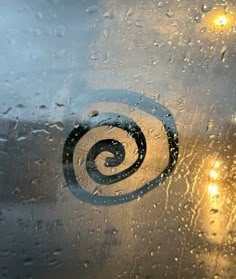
[48,0,59,4]
[16,104,24,109]
[53,249,62,256]
[194,14,201,23]
[36,12,43,20]
[90,51,101,61]
[31,178,40,185]
[106,126,117,132]
[165,9,174,18]
[24,257,33,266]
[206,119,214,131]
[86,5,99,15]
[210,208,218,214]
[32,129,50,136]
[221,46,228,62]
[76,158,84,167]
[103,9,114,19]
[17,136,27,142]
[0,249,10,256]
[55,102,64,107]
[201,4,213,13]
[83,260,89,268]
[55,25,65,37]
[49,122,64,131]
[198,232,203,238]
[135,20,145,27]
[115,190,123,196]
[126,8,133,19]
[183,202,191,209]
[200,27,207,33]
[93,187,101,196]
[0,136,7,143]
[34,159,45,166]
[153,41,163,48]
[39,105,47,109]
[2,107,12,115]
[89,110,99,117]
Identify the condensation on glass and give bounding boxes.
[0,0,235,279]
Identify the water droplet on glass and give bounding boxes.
[106,126,116,132]
[55,26,65,37]
[194,14,201,23]
[53,249,62,256]
[221,46,228,62]
[93,187,101,196]
[0,136,7,143]
[2,107,12,115]
[89,110,99,117]
[83,260,89,268]
[103,9,114,19]
[135,20,145,27]
[16,104,24,109]
[31,178,40,185]
[36,12,43,20]
[183,202,191,209]
[165,9,174,18]
[24,257,33,266]
[17,136,27,142]
[126,8,133,19]
[49,122,64,131]
[86,5,99,15]
[39,105,47,109]
[207,119,214,131]
[90,51,101,61]
[32,129,50,136]
[55,102,64,107]
[210,208,218,214]
[201,4,212,13]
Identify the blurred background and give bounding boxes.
[0,0,235,278]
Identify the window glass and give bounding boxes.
[0,1,235,278]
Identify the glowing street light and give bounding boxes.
[214,15,228,27]
[201,7,235,33]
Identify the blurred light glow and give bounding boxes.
[214,161,221,168]
[214,15,228,27]
[210,169,218,179]
[210,159,221,169]
[202,7,235,33]
[208,184,219,197]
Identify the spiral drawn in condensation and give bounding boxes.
[63,89,179,206]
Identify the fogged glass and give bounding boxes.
[0,1,235,278]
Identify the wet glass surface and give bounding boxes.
[0,1,235,278]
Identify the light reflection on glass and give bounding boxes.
[212,160,221,169]
[208,183,219,197]
[214,15,228,27]
[209,169,218,180]
[202,6,235,33]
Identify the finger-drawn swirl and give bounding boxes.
[63,89,179,206]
